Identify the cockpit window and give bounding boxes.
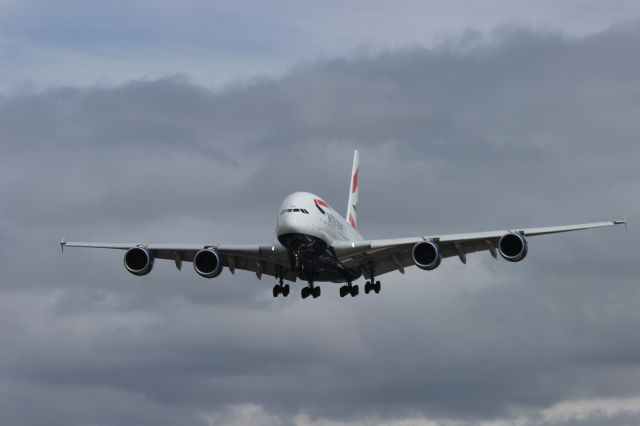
[281,208,309,214]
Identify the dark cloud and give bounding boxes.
[1,25,639,426]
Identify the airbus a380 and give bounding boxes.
[62,150,626,299]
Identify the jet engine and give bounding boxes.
[193,248,224,278]
[412,241,442,270]
[124,247,154,276]
[498,232,528,262]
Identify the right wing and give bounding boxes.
[61,239,298,282]
[332,220,626,279]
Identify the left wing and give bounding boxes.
[333,220,626,279]
[61,240,298,282]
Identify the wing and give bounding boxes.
[333,221,626,279]
[60,239,297,282]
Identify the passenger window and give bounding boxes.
[294,209,300,212]
[287,209,293,212]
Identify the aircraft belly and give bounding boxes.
[297,264,362,283]
[277,232,361,283]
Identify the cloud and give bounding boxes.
[4,0,640,90]
[0,25,639,425]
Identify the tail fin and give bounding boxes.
[346,150,359,229]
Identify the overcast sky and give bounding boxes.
[1,1,640,425]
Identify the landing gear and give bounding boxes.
[364,263,381,295]
[301,282,321,299]
[364,280,381,294]
[339,283,359,297]
[339,285,349,298]
[272,283,290,297]
[272,276,290,298]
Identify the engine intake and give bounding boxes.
[124,247,154,276]
[412,241,442,270]
[193,248,224,278]
[498,232,528,262]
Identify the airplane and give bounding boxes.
[61,150,626,299]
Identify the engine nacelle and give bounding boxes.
[124,247,154,276]
[412,241,442,270]
[193,248,224,278]
[498,232,528,262]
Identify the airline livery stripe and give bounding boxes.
[352,168,359,193]
[348,213,356,228]
[314,198,330,214]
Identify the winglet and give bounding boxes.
[60,236,66,253]
[613,218,628,232]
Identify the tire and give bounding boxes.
[301,287,310,299]
[374,281,381,293]
[364,282,372,294]
[313,287,321,298]
[339,285,348,298]
[283,284,290,297]
[272,285,280,297]
[351,285,359,297]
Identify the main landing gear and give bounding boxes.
[301,281,321,299]
[273,277,378,299]
[362,264,381,295]
[339,283,359,298]
[340,278,381,298]
[364,280,381,294]
[272,278,290,297]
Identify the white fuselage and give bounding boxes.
[276,192,363,247]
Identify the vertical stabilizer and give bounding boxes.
[346,150,359,228]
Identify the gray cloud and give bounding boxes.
[1,25,639,426]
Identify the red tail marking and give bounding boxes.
[348,213,356,228]
[352,168,359,193]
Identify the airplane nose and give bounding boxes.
[277,211,303,236]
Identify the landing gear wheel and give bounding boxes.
[350,284,359,297]
[339,285,349,298]
[365,264,381,295]
[283,284,290,297]
[312,286,321,298]
[272,285,281,297]
[301,287,311,299]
